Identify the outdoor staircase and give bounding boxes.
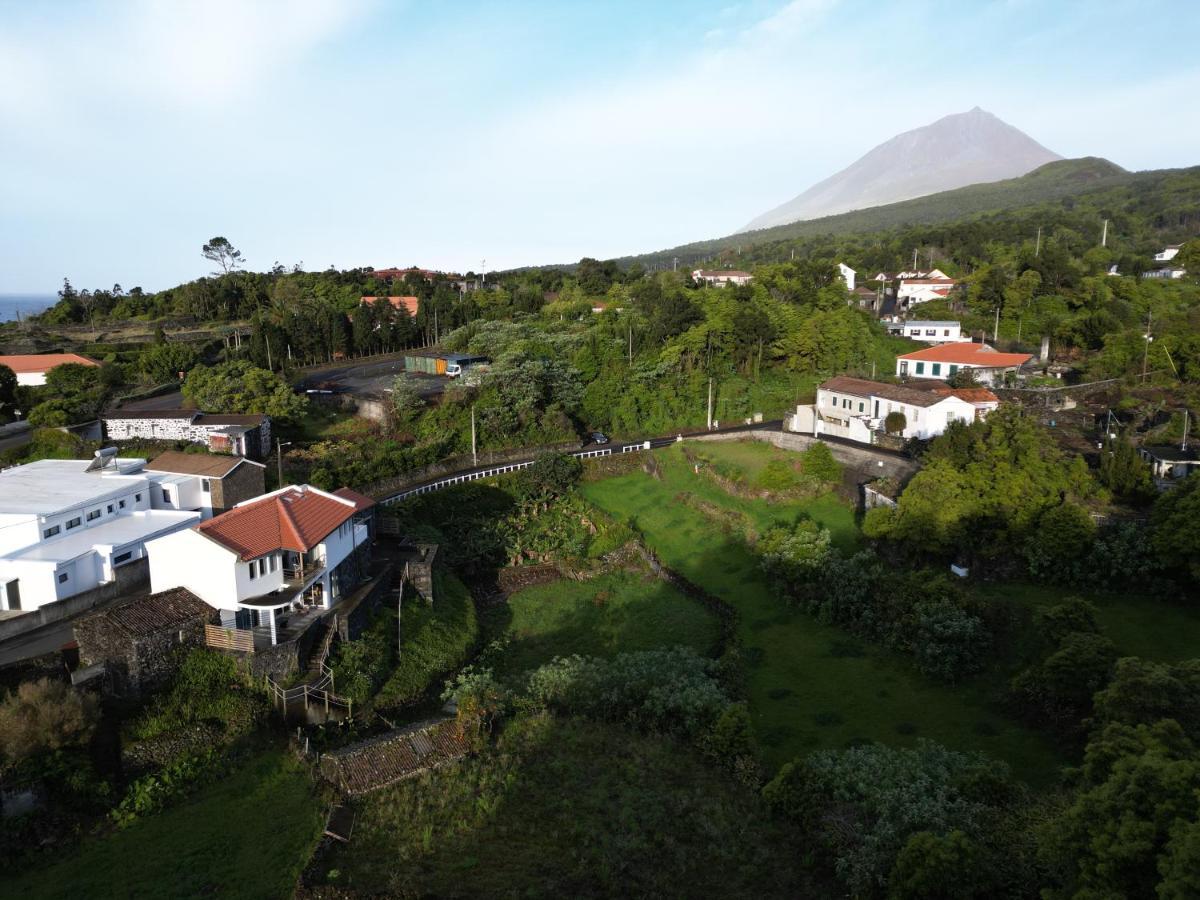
[264,621,353,725]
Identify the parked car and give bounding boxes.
[590,432,609,445]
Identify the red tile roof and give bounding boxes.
[898,344,1032,367]
[332,487,376,512]
[0,353,100,374]
[196,486,358,560]
[362,296,419,317]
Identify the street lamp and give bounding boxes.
[277,440,292,488]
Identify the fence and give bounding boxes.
[204,624,255,654]
[380,440,653,504]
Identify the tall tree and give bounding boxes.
[202,236,246,275]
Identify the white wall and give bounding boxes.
[147,529,240,610]
[232,551,284,603]
[837,263,856,292]
[15,372,47,386]
[904,323,963,343]
[0,514,39,555]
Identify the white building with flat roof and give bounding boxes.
[891,320,967,343]
[0,453,200,613]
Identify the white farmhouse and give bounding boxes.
[805,376,994,443]
[146,485,375,647]
[1154,245,1182,262]
[0,453,200,613]
[692,269,753,287]
[837,262,856,292]
[896,343,1032,385]
[0,353,100,387]
[893,320,967,343]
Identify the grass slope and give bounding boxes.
[482,570,721,679]
[582,442,1063,784]
[11,751,323,900]
[312,714,820,897]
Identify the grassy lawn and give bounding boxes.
[972,581,1200,664]
[482,570,721,679]
[311,713,821,897]
[375,572,479,709]
[582,442,1063,785]
[10,751,324,900]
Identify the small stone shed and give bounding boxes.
[73,588,215,695]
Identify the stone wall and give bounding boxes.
[0,558,150,643]
[212,460,267,513]
[73,606,211,696]
[335,563,396,642]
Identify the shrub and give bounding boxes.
[524,646,730,736]
[755,458,799,492]
[1035,598,1100,645]
[110,749,226,828]
[758,519,833,582]
[1023,503,1096,582]
[884,410,908,434]
[131,650,264,741]
[911,600,990,682]
[800,441,842,482]
[1009,631,1117,735]
[0,678,99,765]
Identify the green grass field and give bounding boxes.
[482,570,721,679]
[972,581,1200,664]
[9,751,323,900]
[311,714,820,897]
[582,442,1063,784]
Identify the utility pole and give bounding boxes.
[265,338,273,371]
[912,248,918,270]
[276,440,291,488]
[706,378,713,430]
[471,405,477,466]
[1142,311,1152,381]
[1035,226,1042,257]
[993,307,1001,344]
[1183,408,1190,452]
[628,324,633,365]
[673,257,678,272]
[1101,219,1108,247]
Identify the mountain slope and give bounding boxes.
[742,107,1062,231]
[616,157,1143,270]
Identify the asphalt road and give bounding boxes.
[300,355,447,400]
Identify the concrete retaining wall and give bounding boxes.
[688,429,920,485]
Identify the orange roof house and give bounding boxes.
[361,296,419,317]
[0,352,100,385]
[196,485,369,560]
[896,343,1032,386]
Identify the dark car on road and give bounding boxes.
[590,432,609,445]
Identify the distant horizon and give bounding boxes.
[3,0,1199,293]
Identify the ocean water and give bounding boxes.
[0,294,57,323]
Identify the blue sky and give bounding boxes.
[2,0,1198,293]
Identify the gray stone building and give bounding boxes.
[146,451,267,518]
[73,588,215,695]
[103,410,272,460]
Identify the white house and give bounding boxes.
[896,277,956,307]
[146,484,375,646]
[692,269,753,287]
[103,409,272,459]
[0,353,100,387]
[1144,266,1187,280]
[896,343,1032,385]
[892,320,967,343]
[804,376,992,442]
[0,452,200,613]
[1154,245,1182,262]
[837,263,856,292]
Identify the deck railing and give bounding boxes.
[205,624,255,654]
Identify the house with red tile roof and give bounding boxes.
[0,353,100,386]
[896,343,1032,386]
[361,296,419,318]
[145,484,374,647]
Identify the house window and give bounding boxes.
[107,504,114,513]
[119,499,126,509]
[932,363,942,376]
[943,329,951,336]
[949,365,958,375]
[57,572,69,584]
[135,493,142,502]
[925,329,936,336]
[858,402,864,413]
[5,580,20,611]
[87,509,101,521]
[201,479,210,494]
[909,329,919,336]
[259,559,267,577]
[114,551,134,565]
[161,488,171,503]
[249,562,256,580]
[269,555,277,573]
[66,517,81,529]
[43,525,61,539]
[899,361,909,375]
[915,362,925,375]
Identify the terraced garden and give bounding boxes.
[582,440,1065,783]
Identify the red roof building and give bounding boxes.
[896,343,1031,386]
[196,485,371,560]
[361,296,419,317]
[0,352,100,385]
